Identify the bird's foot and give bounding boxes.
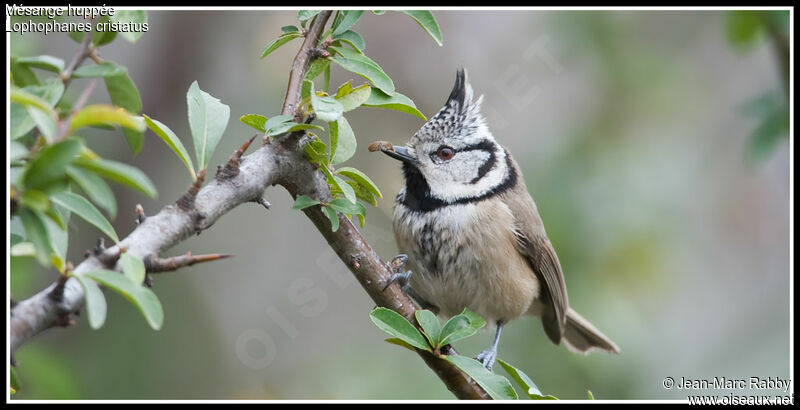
[383,254,439,314]
[383,254,411,291]
[476,347,498,371]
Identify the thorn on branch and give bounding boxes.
[177,169,206,211]
[89,239,125,267]
[135,204,147,225]
[49,272,70,303]
[217,135,257,181]
[253,197,271,210]
[93,238,106,256]
[144,252,234,273]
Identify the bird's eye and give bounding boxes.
[436,146,455,161]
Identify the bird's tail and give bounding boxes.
[563,308,620,354]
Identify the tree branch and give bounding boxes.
[273,10,489,400]
[11,143,285,353]
[59,28,95,88]
[10,9,490,400]
[281,11,333,122]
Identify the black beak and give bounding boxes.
[381,145,419,166]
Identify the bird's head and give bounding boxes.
[379,69,511,210]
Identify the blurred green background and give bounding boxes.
[9,9,790,400]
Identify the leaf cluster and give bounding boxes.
[369,308,558,400]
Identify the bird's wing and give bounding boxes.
[501,161,568,344]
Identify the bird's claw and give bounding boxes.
[384,254,412,291]
[383,271,412,292]
[476,348,498,371]
[389,254,408,273]
[383,254,440,314]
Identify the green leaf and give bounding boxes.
[109,10,148,43]
[497,359,557,400]
[83,269,164,330]
[29,106,58,143]
[330,46,395,95]
[71,274,108,329]
[187,81,231,170]
[332,10,364,36]
[461,307,488,331]
[120,253,146,284]
[587,390,595,400]
[372,10,386,15]
[14,55,65,73]
[10,80,64,140]
[281,25,300,33]
[303,134,329,166]
[18,208,54,266]
[124,127,145,155]
[43,204,69,271]
[11,59,40,87]
[333,30,366,52]
[363,88,426,120]
[69,28,87,43]
[438,314,477,346]
[22,139,82,191]
[70,105,145,133]
[334,81,371,112]
[105,72,143,154]
[415,309,442,348]
[323,64,331,93]
[19,190,50,213]
[65,165,117,218]
[92,16,118,46]
[332,174,357,204]
[73,157,157,198]
[321,205,340,232]
[72,61,127,78]
[292,195,321,210]
[336,167,382,198]
[444,355,518,400]
[10,365,21,394]
[260,33,303,59]
[726,11,764,49]
[297,10,322,23]
[401,11,443,46]
[329,116,356,165]
[104,71,142,113]
[262,114,324,138]
[369,307,431,351]
[10,86,56,116]
[327,198,366,216]
[43,206,66,230]
[743,90,789,162]
[301,79,313,102]
[346,180,378,207]
[10,242,36,258]
[50,191,119,243]
[143,114,196,180]
[384,337,415,351]
[10,141,29,163]
[311,91,344,122]
[240,114,268,132]
[305,57,331,82]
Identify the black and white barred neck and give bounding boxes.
[397,69,518,213]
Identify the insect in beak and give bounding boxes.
[369,141,419,166]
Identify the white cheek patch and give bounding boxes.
[427,148,508,202]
